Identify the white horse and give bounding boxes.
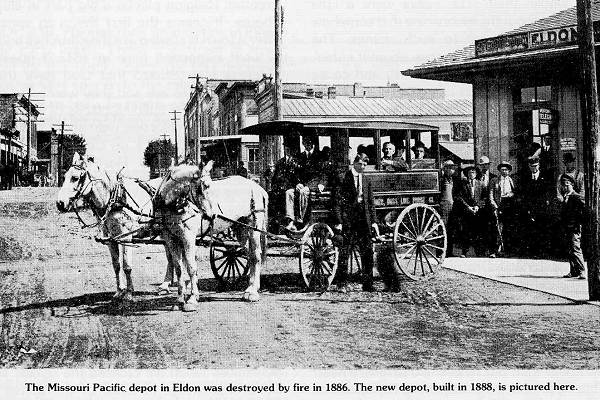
[56,152,175,301]
[154,161,268,310]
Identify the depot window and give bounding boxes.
[518,85,552,104]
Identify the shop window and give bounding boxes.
[519,85,552,103]
[248,147,259,175]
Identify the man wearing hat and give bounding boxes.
[456,164,486,257]
[477,155,497,255]
[520,155,552,257]
[559,173,586,279]
[556,153,585,202]
[489,161,516,257]
[440,160,461,256]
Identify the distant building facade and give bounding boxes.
[0,93,40,170]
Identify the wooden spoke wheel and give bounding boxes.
[392,203,446,281]
[346,235,363,278]
[299,223,339,291]
[209,229,249,288]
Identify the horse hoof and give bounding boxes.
[157,289,170,296]
[171,304,181,312]
[182,302,198,312]
[122,292,134,302]
[243,292,260,302]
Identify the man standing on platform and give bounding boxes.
[520,156,552,257]
[556,153,585,202]
[439,160,461,257]
[559,174,586,279]
[333,153,374,292]
[489,161,516,257]
[456,164,486,257]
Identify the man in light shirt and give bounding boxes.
[489,161,516,257]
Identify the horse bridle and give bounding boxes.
[68,164,117,228]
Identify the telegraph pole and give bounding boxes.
[170,110,180,164]
[52,121,73,186]
[271,0,284,165]
[188,74,207,163]
[159,132,171,176]
[577,0,600,300]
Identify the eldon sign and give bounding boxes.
[475,21,600,57]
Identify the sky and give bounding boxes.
[0,0,576,177]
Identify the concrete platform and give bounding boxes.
[444,256,600,306]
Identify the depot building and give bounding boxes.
[402,4,600,180]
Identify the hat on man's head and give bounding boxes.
[462,164,477,174]
[560,173,575,185]
[478,155,490,165]
[527,156,540,166]
[411,141,426,151]
[442,160,456,168]
[497,161,512,172]
[563,153,576,163]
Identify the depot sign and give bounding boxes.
[475,21,600,57]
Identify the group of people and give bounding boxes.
[440,153,587,279]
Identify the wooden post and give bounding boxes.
[170,110,180,164]
[26,88,31,171]
[374,129,382,169]
[577,0,600,300]
[271,0,283,165]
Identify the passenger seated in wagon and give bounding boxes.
[282,135,330,231]
[381,141,408,172]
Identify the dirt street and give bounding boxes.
[0,187,599,369]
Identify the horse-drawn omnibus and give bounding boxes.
[207,119,447,289]
[57,120,447,309]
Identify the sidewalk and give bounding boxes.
[444,256,600,306]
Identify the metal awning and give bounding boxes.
[439,141,474,161]
[240,120,439,137]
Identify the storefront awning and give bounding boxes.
[440,141,474,161]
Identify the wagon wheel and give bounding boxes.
[346,234,363,278]
[393,203,446,281]
[209,229,249,289]
[299,223,339,291]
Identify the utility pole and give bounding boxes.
[577,0,600,300]
[188,74,207,163]
[23,89,46,172]
[159,132,170,176]
[271,0,284,166]
[52,121,73,186]
[170,110,180,164]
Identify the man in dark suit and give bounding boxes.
[520,156,553,257]
[333,153,374,291]
[456,164,486,257]
[284,135,323,229]
[477,155,498,256]
[440,160,461,257]
[559,174,586,279]
[488,161,517,257]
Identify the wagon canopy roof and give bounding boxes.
[239,120,439,137]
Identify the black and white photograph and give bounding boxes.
[0,0,599,398]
